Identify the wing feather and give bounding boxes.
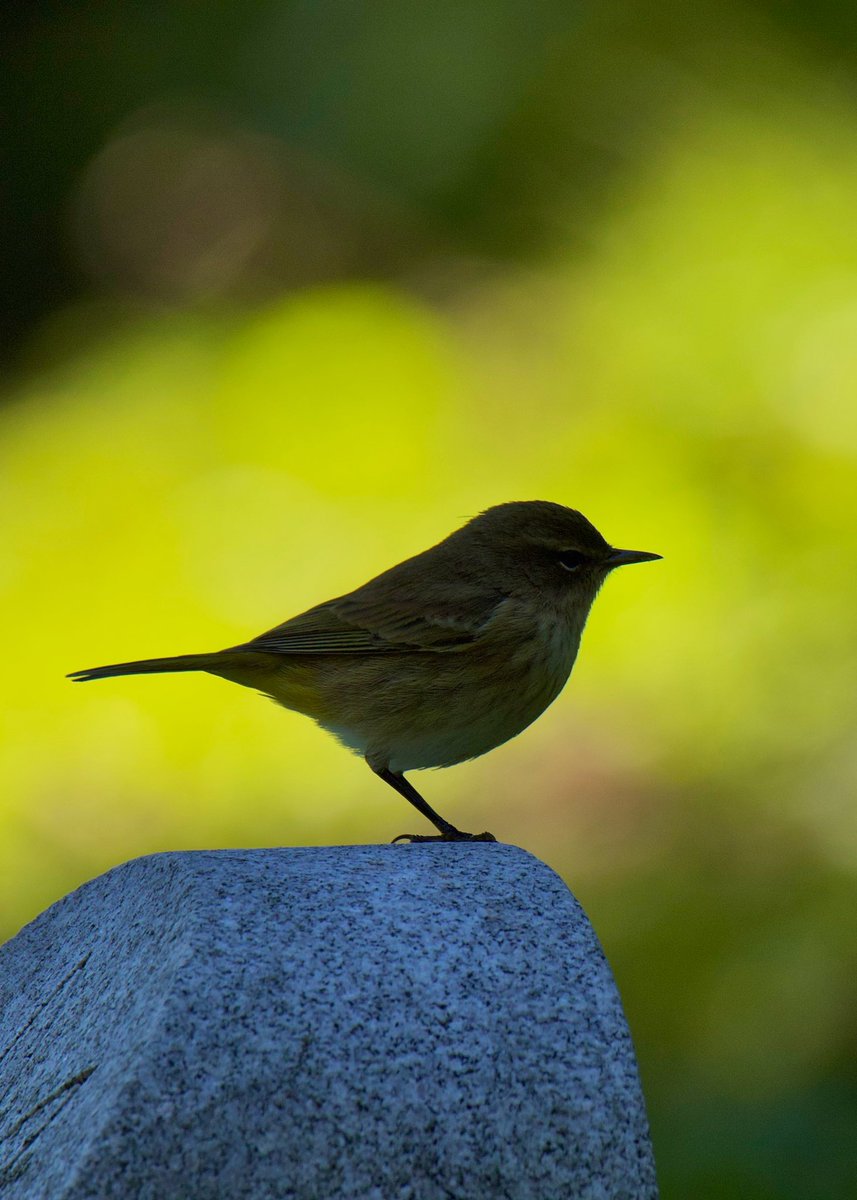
[237,535,510,657]
[241,590,507,656]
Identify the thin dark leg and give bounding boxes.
[369,763,497,844]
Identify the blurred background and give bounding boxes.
[3,2,857,1195]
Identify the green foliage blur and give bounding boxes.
[3,3,857,1196]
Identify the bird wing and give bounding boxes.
[240,589,508,656]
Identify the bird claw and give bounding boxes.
[392,830,498,844]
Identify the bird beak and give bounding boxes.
[606,548,663,568]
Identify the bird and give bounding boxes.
[68,501,660,843]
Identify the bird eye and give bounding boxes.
[558,550,586,571]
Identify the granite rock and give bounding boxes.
[0,844,657,1199]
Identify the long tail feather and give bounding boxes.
[67,653,221,682]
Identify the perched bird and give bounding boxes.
[69,501,660,842]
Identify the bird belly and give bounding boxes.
[316,618,581,773]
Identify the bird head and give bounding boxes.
[460,500,661,606]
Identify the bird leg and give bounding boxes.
[369,764,497,844]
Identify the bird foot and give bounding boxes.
[392,830,498,844]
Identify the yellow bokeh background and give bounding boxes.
[4,12,857,1195]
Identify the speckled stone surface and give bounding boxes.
[0,845,657,1199]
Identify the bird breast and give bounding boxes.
[306,602,586,773]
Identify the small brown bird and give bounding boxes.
[69,501,660,842]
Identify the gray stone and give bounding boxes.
[0,844,657,1199]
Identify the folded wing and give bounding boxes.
[240,589,508,656]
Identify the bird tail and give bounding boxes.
[67,653,224,683]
